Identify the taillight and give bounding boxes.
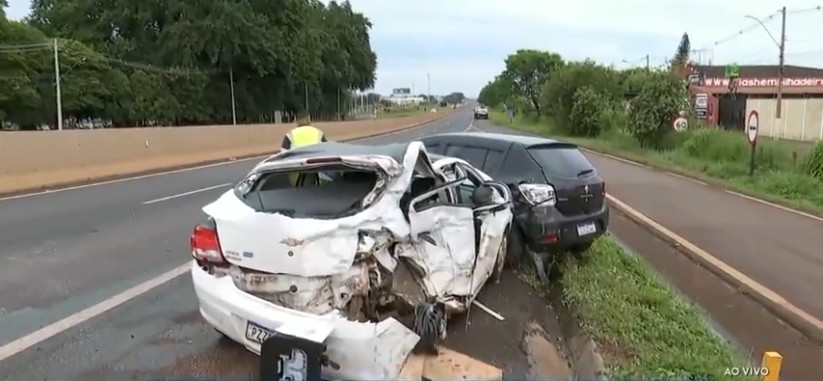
[190,224,226,264]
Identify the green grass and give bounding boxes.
[491,110,823,216]
[520,236,756,380]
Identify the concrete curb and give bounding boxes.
[0,112,454,198]
[579,146,823,221]
[607,201,823,344]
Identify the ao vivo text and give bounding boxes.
[724,366,770,376]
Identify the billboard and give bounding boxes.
[392,88,411,96]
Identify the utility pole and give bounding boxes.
[427,73,431,104]
[776,6,786,120]
[645,54,650,71]
[229,66,237,125]
[53,38,63,131]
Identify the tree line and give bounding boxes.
[1,0,378,129]
[478,33,693,148]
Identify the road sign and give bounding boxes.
[673,117,688,132]
[746,110,759,144]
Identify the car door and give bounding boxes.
[431,159,513,296]
[403,179,477,299]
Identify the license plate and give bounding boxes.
[246,321,275,344]
[577,222,596,236]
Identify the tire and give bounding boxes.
[505,224,525,268]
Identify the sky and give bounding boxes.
[6,0,823,97]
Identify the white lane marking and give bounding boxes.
[141,183,231,205]
[0,263,191,362]
[607,193,823,330]
[0,115,460,203]
[472,300,505,321]
[664,171,708,186]
[0,158,263,203]
[724,189,823,223]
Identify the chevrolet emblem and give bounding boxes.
[280,237,304,247]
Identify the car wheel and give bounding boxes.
[505,225,525,268]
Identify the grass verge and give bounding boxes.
[520,236,756,380]
[491,110,823,216]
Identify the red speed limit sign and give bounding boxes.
[672,116,688,132]
[746,110,759,144]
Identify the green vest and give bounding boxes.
[288,125,324,148]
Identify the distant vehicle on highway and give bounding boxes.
[188,141,513,380]
[473,105,489,119]
[419,132,608,281]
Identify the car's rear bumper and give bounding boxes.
[515,203,609,252]
[190,261,419,380]
[474,113,488,119]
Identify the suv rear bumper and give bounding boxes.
[474,113,488,119]
[515,202,609,252]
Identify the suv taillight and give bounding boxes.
[190,224,226,264]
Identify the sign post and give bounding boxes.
[746,110,759,176]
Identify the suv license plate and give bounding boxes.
[246,321,274,344]
[577,222,596,236]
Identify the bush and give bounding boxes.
[568,86,614,137]
[680,128,749,162]
[541,60,622,135]
[626,71,688,149]
[803,142,823,179]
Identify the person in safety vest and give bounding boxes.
[281,111,326,151]
[282,112,327,186]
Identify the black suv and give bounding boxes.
[419,132,608,279]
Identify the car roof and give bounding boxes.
[273,141,409,162]
[425,132,563,147]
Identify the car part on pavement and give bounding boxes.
[191,141,513,380]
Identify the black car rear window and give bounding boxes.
[527,145,596,178]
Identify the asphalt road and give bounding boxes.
[0,109,570,380]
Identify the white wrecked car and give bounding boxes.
[189,141,513,380]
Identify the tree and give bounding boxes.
[478,76,513,107]
[443,92,464,104]
[2,0,378,128]
[501,49,563,116]
[672,32,690,68]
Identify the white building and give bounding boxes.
[382,87,425,106]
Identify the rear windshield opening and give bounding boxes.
[527,145,596,178]
[240,164,380,218]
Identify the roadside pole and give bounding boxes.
[53,38,63,131]
[747,110,760,176]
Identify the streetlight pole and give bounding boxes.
[744,8,786,133]
[53,38,63,131]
